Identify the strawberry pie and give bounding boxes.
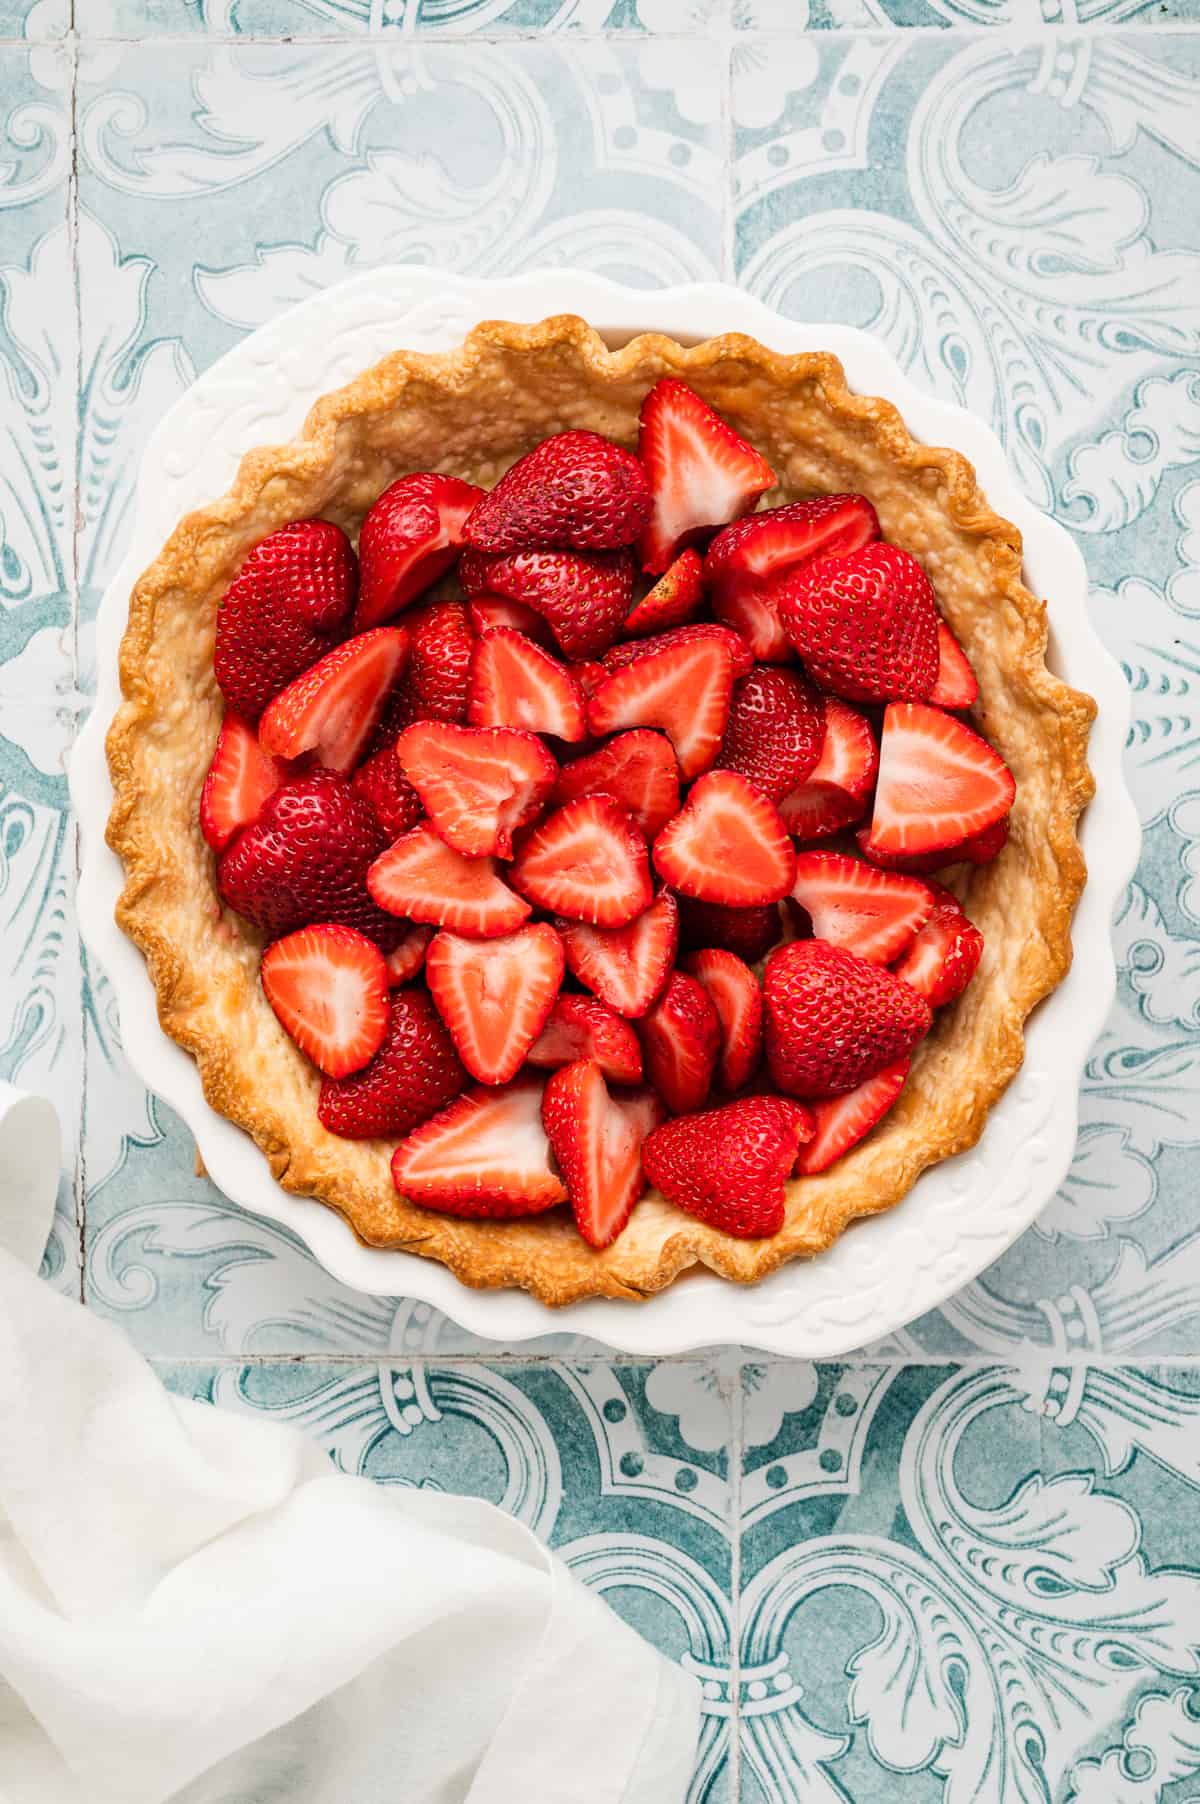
[106,317,1094,1304]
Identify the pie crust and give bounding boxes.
[106,315,1095,1305]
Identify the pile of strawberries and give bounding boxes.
[200,378,1015,1247]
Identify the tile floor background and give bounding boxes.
[2,3,1200,1797]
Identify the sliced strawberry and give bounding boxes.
[642,1095,814,1238]
[778,698,878,842]
[468,629,586,743]
[588,637,733,780]
[464,430,651,554]
[542,1061,665,1248]
[893,883,984,1007]
[459,546,633,660]
[426,923,564,1086]
[213,519,357,724]
[677,897,782,965]
[558,889,679,1019]
[705,494,881,662]
[376,600,474,736]
[682,949,763,1091]
[260,923,389,1079]
[368,824,530,939]
[509,796,651,928]
[794,1059,910,1175]
[602,622,754,681]
[318,988,465,1139]
[355,473,484,627]
[199,714,290,853]
[571,660,609,700]
[259,627,409,773]
[396,721,557,859]
[526,994,644,1084]
[715,666,825,804]
[930,619,978,709]
[623,549,705,636]
[861,702,1016,859]
[764,939,931,1098]
[856,815,1009,874]
[384,922,434,986]
[466,594,556,648]
[392,1078,567,1217]
[351,742,424,839]
[789,852,934,966]
[552,730,681,840]
[638,970,721,1113]
[653,771,795,906]
[638,377,775,573]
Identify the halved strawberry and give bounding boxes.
[705,494,880,662]
[571,660,609,699]
[259,627,409,772]
[318,988,465,1139]
[623,549,704,636]
[384,923,434,986]
[526,994,644,1085]
[638,378,775,574]
[861,702,1016,858]
[778,698,878,842]
[682,948,763,1091]
[638,969,721,1113]
[643,1094,814,1237]
[199,714,290,852]
[377,600,474,735]
[426,923,564,1085]
[392,1078,566,1217]
[213,519,357,723]
[368,825,531,939]
[856,815,1009,874]
[778,543,940,704]
[509,796,651,928]
[929,620,978,709]
[653,771,795,905]
[764,939,931,1098]
[552,730,681,840]
[260,923,389,1079]
[351,741,424,839]
[715,666,825,805]
[893,883,984,1007]
[542,1061,665,1248]
[466,594,556,648]
[588,637,734,780]
[459,546,633,660]
[789,852,934,966]
[602,622,754,681]
[794,1059,910,1175]
[558,889,679,1018]
[677,897,782,965]
[396,721,557,858]
[464,430,651,554]
[355,473,484,627]
[468,629,586,743]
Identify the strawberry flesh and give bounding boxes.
[542,1060,665,1248]
[558,889,679,1019]
[525,994,644,1085]
[426,922,564,1085]
[396,721,557,859]
[778,698,878,842]
[682,948,763,1092]
[199,714,290,853]
[552,729,681,841]
[929,619,979,709]
[642,1095,814,1238]
[705,494,880,662]
[466,594,557,648]
[789,851,934,966]
[392,1078,567,1216]
[384,923,434,986]
[464,430,651,554]
[653,770,795,906]
[764,938,932,1098]
[468,628,587,743]
[893,883,984,1008]
[260,923,389,1079]
[509,795,652,928]
[588,637,734,780]
[638,969,721,1113]
[259,627,409,773]
[638,377,775,574]
[623,549,705,636]
[213,519,357,723]
[861,702,1016,858]
[368,824,531,939]
[795,1059,910,1175]
[356,473,483,627]
[602,621,754,681]
[318,987,465,1138]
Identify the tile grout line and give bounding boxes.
[66,16,85,1304]
[7,21,1200,43]
[141,1349,1200,1367]
[728,1355,743,1804]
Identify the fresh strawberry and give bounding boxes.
[317,987,465,1138]
[459,546,634,660]
[571,660,609,699]
[468,629,586,743]
[856,815,1009,874]
[377,601,474,735]
[509,796,651,928]
[623,549,705,636]
[552,730,680,840]
[764,938,931,1098]
[368,824,531,939]
[653,771,795,905]
[213,519,356,723]
[638,970,721,1113]
[893,883,984,1007]
[929,620,978,709]
[542,1061,665,1248]
[682,949,763,1091]
[789,852,934,965]
[778,543,939,703]
[778,698,878,842]
[260,923,389,1079]
[716,666,825,804]
[602,621,754,681]
[705,494,880,662]
[351,742,424,839]
[677,897,782,964]
[526,993,644,1084]
[218,770,398,946]
[641,1095,814,1238]
[464,430,651,554]
[392,1078,567,1216]
[199,714,290,853]
[466,594,556,648]
[638,378,775,573]
[396,721,557,859]
[426,923,564,1085]
[384,923,433,986]
[355,473,483,627]
[860,702,1016,858]
[259,628,408,772]
[794,1059,910,1175]
[588,637,734,780]
[558,889,679,1018]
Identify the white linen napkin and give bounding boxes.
[0,1082,699,1804]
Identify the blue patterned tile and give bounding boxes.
[83,0,714,35]
[0,0,67,35]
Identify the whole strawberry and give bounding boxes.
[716,666,825,804]
[464,430,652,554]
[777,543,939,704]
[641,1095,814,1238]
[459,546,633,661]
[318,988,466,1139]
[213,519,356,722]
[764,938,931,1098]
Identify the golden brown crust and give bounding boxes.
[106,315,1095,1305]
